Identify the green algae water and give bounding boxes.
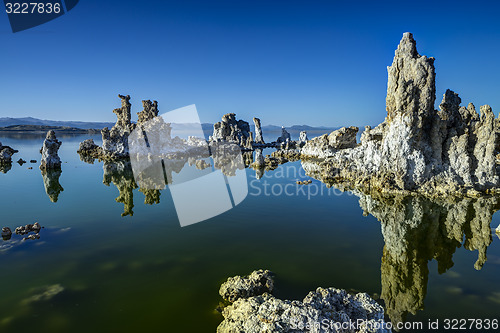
[1,134,500,333]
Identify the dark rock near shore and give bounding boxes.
[0,142,18,166]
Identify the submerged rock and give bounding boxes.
[40,130,62,170]
[305,32,500,196]
[218,270,390,333]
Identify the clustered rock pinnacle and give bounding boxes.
[301,32,500,197]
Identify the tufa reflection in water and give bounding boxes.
[41,169,64,203]
[357,191,498,324]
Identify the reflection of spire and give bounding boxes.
[103,161,138,217]
[355,191,500,324]
[139,188,161,205]
[41,169,64,202]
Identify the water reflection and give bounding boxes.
[41,169,64,202]
[352,190,497,324]
[103,161,138,217]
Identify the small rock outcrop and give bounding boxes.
[299,130,309,144]
[218,270,390,333]
[276,126,291,143]
[210,113,253,149]
[253,117,265,144]
[305,32,500,196]
[219,269,274,302]
[301,126,358,159]
[40,130,62,170]
[0,142,18,165]
[78,94,136,160]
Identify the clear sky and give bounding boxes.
[1,0,499,127]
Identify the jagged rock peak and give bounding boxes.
[112,94,132,129]
[386,32,436,122]
[211,113,252,148]
[137,100,159,125]
[395,32,419,58]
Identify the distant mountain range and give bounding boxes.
[0,117,115,130]
[0,117,338,134]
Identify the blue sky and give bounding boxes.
[1,0,499,127]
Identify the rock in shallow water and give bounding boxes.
[40,130,62,170]
[302,32,500,196]
[219,269,274,302]
[218,270,390,333]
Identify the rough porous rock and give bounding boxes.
[219,269,274,302]
[0,142,18,165]
[253,117,265,144]
[210,113,253,149]
[78,94,136,160]
[218,271,390,333]
[137,100,159,125]
[305,32,500,196]
[299,130,309,143]
[40,130,62,170]
[301,126,358,159]
[77,139,102,160]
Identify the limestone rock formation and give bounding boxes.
[101,94,135,159]
[219,269,274,302]
[78,94,137,160]
[210,113,253,149]
[305,33,500,196]
[301,126,358,159]
[40,130,62,170]
[299,130,309,143]
[0,142,18,165]
[137,100,159,125]
[77,139,102,162]
[253,117,265,144]
[218,270,390,333]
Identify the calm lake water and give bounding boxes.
[0,133,499,333]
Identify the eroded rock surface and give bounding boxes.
[303,33,500,196]
[218,270,390,333]
[219,269,274,302]
[210,113,253,149]
[302,127,358,159]
[40,130,62,170]
[253,117,265,144]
